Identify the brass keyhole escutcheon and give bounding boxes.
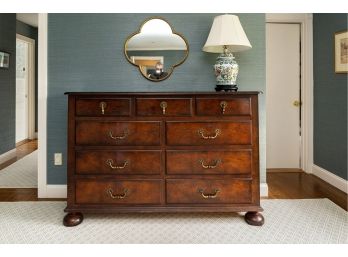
[220,101,228,114]
[293,100,301,107]
[99,101,107,114]
[160,101,168,115]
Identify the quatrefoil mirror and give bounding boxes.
[124,17,189,82]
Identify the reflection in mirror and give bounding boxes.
[124,18,189,81]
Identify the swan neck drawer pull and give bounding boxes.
[199,159,221,169]
[99,101,107,115]
[160,101,168,115]
[106,159,129,169]
[109,130,128,140]
[107,188,128,199]
[198,128,221,139]
[220,101,227,114]
[198,189,220,199]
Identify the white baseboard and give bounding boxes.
[0,148,16,164]
[40,183,269,199]
[260,182,268,197]
[312,164,348,194]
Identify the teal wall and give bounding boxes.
[0,14,16,155]
[47,13,266,184]
[313,13,348,180]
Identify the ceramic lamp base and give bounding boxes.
[215,84,238,92]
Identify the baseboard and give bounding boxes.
[312,164,348,194]
[0,148,16,164]
[40,183,270,199]
[39,185,67,198]
[260,183,268,197]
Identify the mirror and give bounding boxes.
[124,17,189,82]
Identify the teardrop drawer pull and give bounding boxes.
[99,101,107,115]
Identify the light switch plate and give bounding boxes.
[54,153,62,165]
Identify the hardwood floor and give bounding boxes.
[267,171,347,211]
[0,140,347,210]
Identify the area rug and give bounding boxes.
[0,150,37,188]
[0,198,346,243]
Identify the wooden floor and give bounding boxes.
[0,140,347,210]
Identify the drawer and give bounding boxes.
[166,179,252,204]
[76,179,162,204]
[136,98,192,116]
[76,98,131,116]
[166,150,252,175]
[166,121,252,145]
[76,150,161,175]
[76,121,161,146]
[196,97,251,116]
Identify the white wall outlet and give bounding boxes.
[54,153,63,165]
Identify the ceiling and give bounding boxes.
[16,13,38,27]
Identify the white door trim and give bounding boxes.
[266,14,314,173]
[16,34,36,140]
[38,13,48,198]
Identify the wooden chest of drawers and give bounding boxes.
[64,92,264,226]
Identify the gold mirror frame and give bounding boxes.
[124,17,189,82]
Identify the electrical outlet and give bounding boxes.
[54,153,62,165]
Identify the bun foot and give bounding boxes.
[63,212,83,227]
[244,212,264,226]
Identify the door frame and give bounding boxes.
[266,14,313,173]
[16,34,36,141]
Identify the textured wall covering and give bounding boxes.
[16,20,38,132]
[47,13,266,184]
[0,14,16,155]
[313,14,348,180]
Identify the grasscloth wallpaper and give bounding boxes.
[47,13,266,184]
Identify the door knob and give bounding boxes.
[293,100,301,107]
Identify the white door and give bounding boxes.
[266,23,301,169]
[16,39,29,143]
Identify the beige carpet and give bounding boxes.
[0,198,347,243]
[0,150,37,188]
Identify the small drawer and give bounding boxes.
[196,97,251,116]
[76,150,162,175]
[166,121,252,146]
[136,98,192,116]
[166,179,252,204]
[76,179,162,204]
[76,121,161,146]
[76,98,131,116]
[166,150,252,175]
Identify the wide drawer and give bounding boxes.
[196,97,251,116]
[136,98,192,116]
[76,98,131,116]
[76,150,161,175]
[166,121,252,145]
[76,179,162,204]
[166,179,252,204]
[76,121,161,146]
[166,150,252,175]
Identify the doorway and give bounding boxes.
[266,23,302,170]
[15,34,35,144]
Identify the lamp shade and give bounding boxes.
[202,14,252,53]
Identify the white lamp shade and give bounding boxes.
[202,14,252,53]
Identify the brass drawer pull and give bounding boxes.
[107,188,128,199]
[220,101,227,114]
[160,101,168,115]
[198,189,220,199]
[199,159,221,169]
[99,101,107,115]
[106,159,129,169]
[198,128,221,139]
[109,129,128,140]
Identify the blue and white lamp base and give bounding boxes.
[213,52,239,92]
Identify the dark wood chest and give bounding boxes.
[64,92,264,226]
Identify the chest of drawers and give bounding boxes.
[63,92,264,226]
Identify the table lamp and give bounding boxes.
[203,14,252,91]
